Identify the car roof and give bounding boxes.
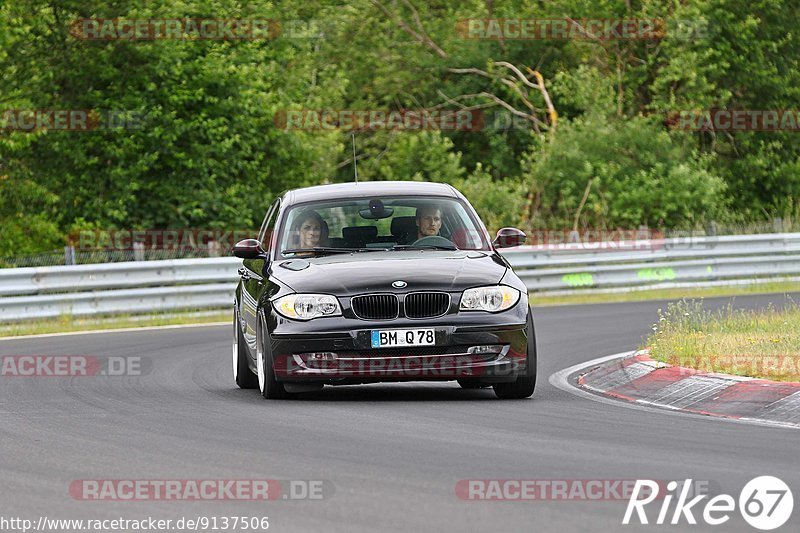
[282,181,460,205]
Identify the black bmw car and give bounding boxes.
[232,181,536,399]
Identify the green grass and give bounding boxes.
[0,310,230,338]
[644,299,800,382]
[530,281,800,306]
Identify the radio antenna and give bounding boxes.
[352,132,359,184]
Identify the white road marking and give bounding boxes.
[0,321,228,341]
[584,361,657,391]
[650,375,733,408]
[757,390,800,423]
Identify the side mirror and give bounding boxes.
[493,227,527,249]
[233,239,266,259]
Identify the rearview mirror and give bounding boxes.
[493,227,527,249]
[233,239,266,259]
[359,198,394,219]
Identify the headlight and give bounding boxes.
[273,294,342,320]
[459,285,520,313]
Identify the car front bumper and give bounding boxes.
[266,303,531,383]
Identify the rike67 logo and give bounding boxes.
[623,476,793,530]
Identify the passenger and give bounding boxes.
[290,209,329,250]
[415,205,442,240]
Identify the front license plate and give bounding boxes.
[371,328,435,348]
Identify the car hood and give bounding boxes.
[271,250,508,295]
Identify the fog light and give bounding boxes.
[304,352,337,361]
[468,345,503,355]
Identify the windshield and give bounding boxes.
[278,196,490,257]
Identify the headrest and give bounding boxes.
[342,226,378,240]
[391,216,417,236]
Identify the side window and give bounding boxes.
[259,199,281,252]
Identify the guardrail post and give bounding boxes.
[133,242,145,261]
[64,246,76,265]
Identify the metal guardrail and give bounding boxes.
[0,258,239,320]
[0,259,238,297]
[503,233,800,292]
[1,233,799,320]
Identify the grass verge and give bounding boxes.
[530,281,800,306]
[644,299,800,382]
[0,309,230,338]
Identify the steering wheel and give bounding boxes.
[411,235,457,248]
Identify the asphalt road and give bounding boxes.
[1,294,798,532]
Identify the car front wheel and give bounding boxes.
[493,312,537,399]
[233,308,258,389]
[256,312,290,399]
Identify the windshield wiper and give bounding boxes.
[281,247,388,256]
[392,244,458,251]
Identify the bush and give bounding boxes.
[450,164,529,233]
[356,131,465,183]
[0,215,63,258]
[522,114,729,229]
[0,176,64,257]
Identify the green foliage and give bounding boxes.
[647,0,800,217]
[0,0,797,257]
[1,0,342,234]
[0,177,64,256]
[356,132,464,183]
[522,114,728,229]
[450,164,529,233]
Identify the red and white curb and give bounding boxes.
[549,351,800,429]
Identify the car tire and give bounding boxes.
[457,379,488,389]
[256,312,290,399]
[233,308,258,389]
[493,312,537,399]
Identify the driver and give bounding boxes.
[290,209,329,251]
[416,205,442,240]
